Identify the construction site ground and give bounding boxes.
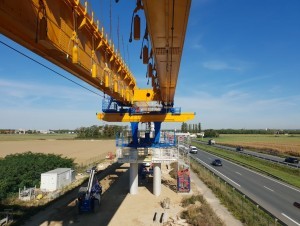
[22,161,242,226]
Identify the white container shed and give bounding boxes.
[40,168,74,192]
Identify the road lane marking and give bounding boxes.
[235,172,242,175]
[263,186,274,192]
[195,148,300,192]
[282,213,300,226]
[214,154,300,193]
[194,157,241,188]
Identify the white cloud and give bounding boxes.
[175,91,300,129]
[202,61,242,71]
[225,75,270,88]
[0,108,101,130]
[0,78,101,108]
[189,35,204,50]
[192,43,204,50]
[268,85,282,94]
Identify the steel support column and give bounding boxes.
[130,122,139,146]
[154,122,161,144]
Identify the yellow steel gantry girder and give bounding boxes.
[0,0,136,105]
[97,112,195,123]
[142,0,191,105]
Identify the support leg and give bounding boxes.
[154,122,162,144]
[130,122,139,146]
[129,163,138,195]
[153,163,161,196]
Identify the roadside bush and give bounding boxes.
[182,195,204,207]
[204,129,219,138]
[169,162,178,179]
[181,194,224,226]
[0,152,75,200]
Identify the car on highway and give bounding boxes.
[236,146,244,151]
[284,157,299,164]
[189,146,198,154]
[208,139,216,145]
[211,159,222,166]
[294,201,300,209]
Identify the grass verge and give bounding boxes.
[192,142,300,188]
[190,159,282,226]
[181,194,224,226]
[169,162,224,226]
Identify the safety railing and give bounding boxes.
[116,147,179,163]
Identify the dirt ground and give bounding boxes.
[1,139,239,225]
[23,162,240,226]
[0,139,116,164]
[23,163,191,226]
[0,139,188,225]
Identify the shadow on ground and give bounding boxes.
[21,163,130,226]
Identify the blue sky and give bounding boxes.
[0,0,300,130]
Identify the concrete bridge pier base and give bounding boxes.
[129,163,138,194]
[153,163,161,196]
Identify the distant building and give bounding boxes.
[15,129,26,134]
[175,132,190,137]
[175,132,190,142]
[40,168,75,192]
[196,132,205,137]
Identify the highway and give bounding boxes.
[193,140,300,168]
[190,148,300,226]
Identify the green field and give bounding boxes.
[0,133,76,141]
[201,134,300,157]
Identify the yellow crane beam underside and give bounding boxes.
[133,89,160,102]
[0,0,137,105]
[0,0,195,124]
[142,0,191,104]
[97,112,195,123]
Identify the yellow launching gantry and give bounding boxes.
[97,0,194,123]
[0,0,136,105]
[0,0,194,123]
[0,0,194,197]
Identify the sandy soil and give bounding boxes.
[1,139,240,225]
[24,163,190,226]
[0,139,116,164]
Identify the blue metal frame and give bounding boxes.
[115,124,176,148]
[102,97,181,115]
[103,97,178,148]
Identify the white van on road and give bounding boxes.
[189,146,198,154]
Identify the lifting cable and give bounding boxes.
[0,39,103,97]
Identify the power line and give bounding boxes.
[0,40,104,97]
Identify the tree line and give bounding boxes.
[76,125,127,139]
[180,123,202,133]
[179,123,300,135]
[214,129,300,134]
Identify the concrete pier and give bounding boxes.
[129,163,138,194]
[153,163,161,196]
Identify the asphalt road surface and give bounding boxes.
[193,140,300,168]
[190,148,300,226]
